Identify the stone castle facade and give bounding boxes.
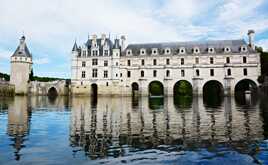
[71,30,260,96]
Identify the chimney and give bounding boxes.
[91,34,97,47]
[248,30,255,50]
[120,35,126,50]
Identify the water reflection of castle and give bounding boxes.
[69,96,264,158]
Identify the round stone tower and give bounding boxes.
[10,36,33,95]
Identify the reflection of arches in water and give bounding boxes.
[149,97,164,110]
[173,80,193,96]
[173,95,193,109]
[148,81,164,96]
[203,80,224,107]
[131,96,139,109]
[235,79,258,106]
[131,82,139,96]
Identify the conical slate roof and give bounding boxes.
[12,36,32,57]
[72,41,78,51]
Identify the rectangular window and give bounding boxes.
[141,70,144,77]
[153,70,157,77]
[82,71,86,78]
[166,59,170,65]
[227,69,231,76]
[181,70,185,77]
[127,60,131,66]
[210,57,214,64]
[104,50,109,56]
[83,51,86,57]
[92,69,98,78]
[243,68,247,76]
[196,69,200,76]
[243,56,247,63]
[153,59,157,65]
[195,57,199,64]
[141,59,145,66]
[226,57,230,64]
[181,58,184,65]
[104,70,108,78]
[82,61,86,67]
[166,70,170,77]
[92,59,98,65]
[127,71,131,77]
[210,69,214,76]
[92,50,98,56]
[104,60,108,66]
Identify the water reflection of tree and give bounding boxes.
[260,96,268,138]
[7,96,31,161]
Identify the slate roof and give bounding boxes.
[12,36,32,57]
[124,39,256,56]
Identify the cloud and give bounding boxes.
[0,49,12,60]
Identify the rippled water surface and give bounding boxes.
[0,95,268,165]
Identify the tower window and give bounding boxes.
[106,82,109,86]
[82,61,86,67]
[104,50,109,56]
[141,70,144,77]
[181,70,185,77]
[227,69,231,76]
[82,71,86,78]
[226,57,230,64]
[166,59,170,65]
[166,70,170,77]
[92,69,98,78]
[210,69,214,76]
[243,56,247,63]
[104,70,108,78]
[153,59,157,65]
[127,71,131,78]
[153,70,157,77]
[243,68,248,76]
[196,69,200,76]
[127,60,131,66]
[181,58,184,65]
[92,59,98,65]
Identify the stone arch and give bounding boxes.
[173,80,193,96]
[131,82,139,96]
[235,79,258,94]
[148,81,164,97]
[203,80,224,107]
[91,83,98,97]
[47,87,58,97]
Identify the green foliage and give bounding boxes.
[256,47,268,83]
[149,81,163,96]
[174,81,192,96]
[29,69,34,81]
[0,73,10,81]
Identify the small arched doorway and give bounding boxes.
[235,79,258,105]
[91,84,98,97]
[131,82,139,96]
[48,87,58,97]
[148,81,164,97]
[203,80,224,107]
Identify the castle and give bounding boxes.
[8,31,260,96]
[70,30,260,96]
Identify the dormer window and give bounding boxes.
[126,49,132,56]
[224,47,231,53]
[140,48,146,55]
[193,47,200,54]
[208,47,215,54]
[165,48,171,54]
[152,48,158,55]
[179,47,186,54]
[240,46,247,53]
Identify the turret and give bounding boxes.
[248,29,255,50]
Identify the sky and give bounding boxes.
[0,0,268,78]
